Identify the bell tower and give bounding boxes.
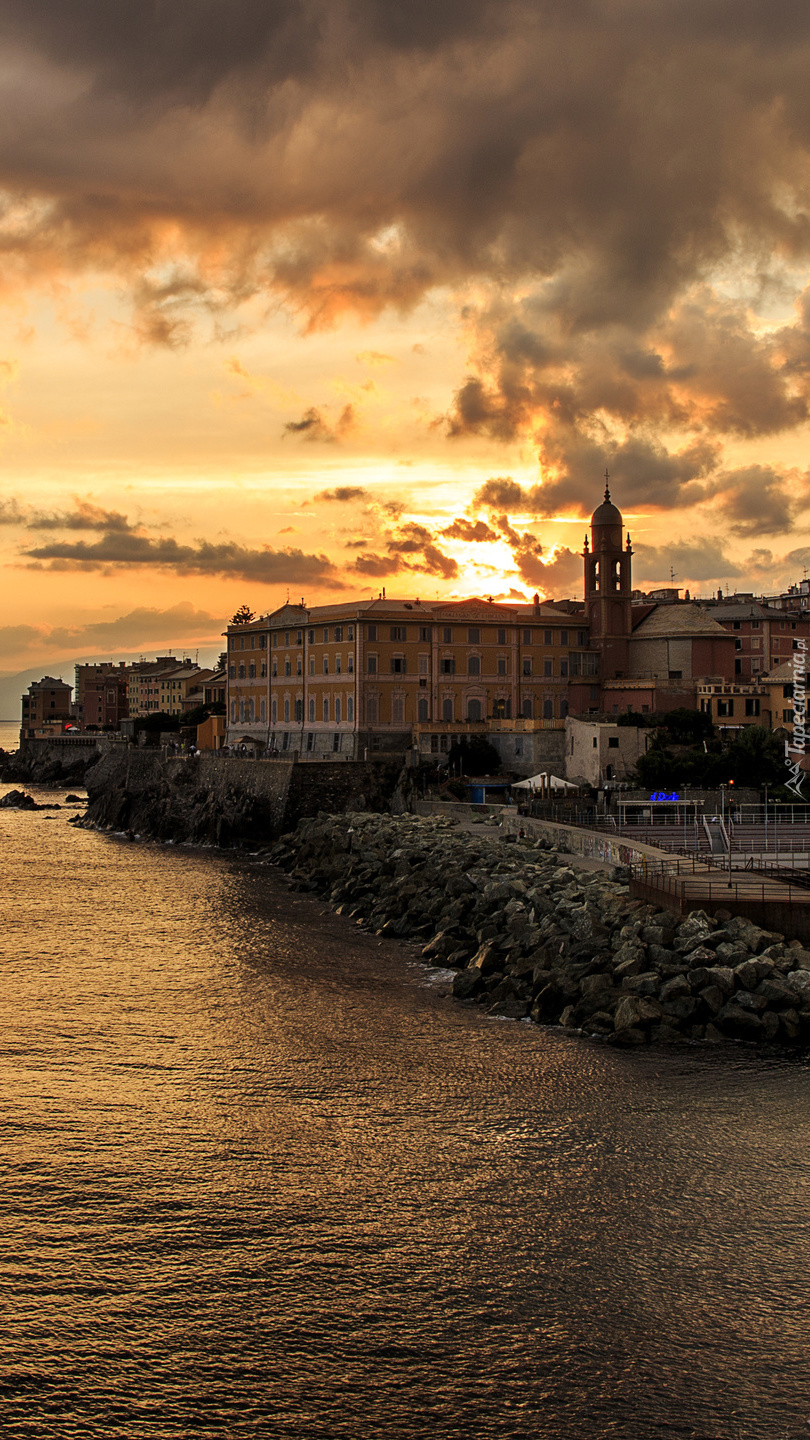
[583,471,633,677]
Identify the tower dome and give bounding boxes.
[591,472,622,527]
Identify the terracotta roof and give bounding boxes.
[631,602,731,638]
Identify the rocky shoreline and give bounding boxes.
[269,810,810,1047]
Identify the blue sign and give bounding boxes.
[650,791,680,802]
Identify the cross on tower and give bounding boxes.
[604,467,611,503]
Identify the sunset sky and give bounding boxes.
[3,0,810,674]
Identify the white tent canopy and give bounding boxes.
[511,772,579,791]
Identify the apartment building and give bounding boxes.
[74,662,130,729]
[701,601,810,677]
[21,676,73,738]
[127,657,203,717]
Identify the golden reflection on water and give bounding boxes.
[2,788,810,1439]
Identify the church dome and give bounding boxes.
[591,475,622,526]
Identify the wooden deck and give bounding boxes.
[630,858,810,942]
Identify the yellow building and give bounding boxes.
[225,596,600,757]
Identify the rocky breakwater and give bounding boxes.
[270,812,810,1047]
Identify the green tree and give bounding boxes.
[231,604,255,625]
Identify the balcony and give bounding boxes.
[412,717,564,736]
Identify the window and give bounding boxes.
[467,627,480,644]
[668,670,683,679]
[282,731,289,751]
[560,659,569,677]
[544,629,552,644]
[309,657,315,676]
[297,659,302,676]
[592,737,598,748]
[391,656,406,673]
[718,698,734,717]
[348,625,354,640]
[544,660,553,677]
[784,684,794,698]
[296,631,303,646]
[442,698,453,721]
[306,731,314,751]
[418,697,429,721]
[390,626,406,641]
[522,628,532,644]
[560,698,569,718]
[272,700,277,723]
[560,629,569,645]
[260,634,267,649]
[440,657,455,675]
[543,699,553,719]
[522,697,533,718]
[323,628,329,643]
[735,639,742,650]
[497,628,506,644]
[467,699,482,721]
[238,663,246,678]
[468,656,480,676]
[368,624,377,641]
[419,625,432,641]
[260,699,266,722]
[498,658,508,676]
[745,698,761,716]
[285,631,290,646]
[272,633,278,647]
[335,697,342,723]
[228,664,236,679]
[368,655,378,674]
[751,620,760,629]
[323,698,329,722]
[608,736,619,748]
[522,658,532,676]
[418,654,429,675]
[733,620,741,630]
[347,654,354,674]
[261,662,267,678]
[335,626,343,641]
[443,627,452,643]
[347,697,354,722]
[294,700,303,722]
[284,660,291,676]
[309,698,315,721]
[335,656,341,674]
[308,629,315,644]
[784,708,795,722]
[333,732,341,752]
[323,657,329,674]
[284,699,290,722]
[393,697,405,725]
[578,630,588,646]
[230,700,236,721]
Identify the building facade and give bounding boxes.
[21,676,73,738]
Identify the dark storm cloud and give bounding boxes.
[23,531,344,586]
[2,2,810,515]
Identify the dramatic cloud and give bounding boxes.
[632,539,743,586]
[0,602,226,663]
[23,532,344,587]
[25,498,137,532]
[312,486,369,503]
[3,0,810,605]
[283,405,355,442]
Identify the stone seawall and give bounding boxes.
[1,736,107,785]
[270,810,810,1048]
[82,749,408,844]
